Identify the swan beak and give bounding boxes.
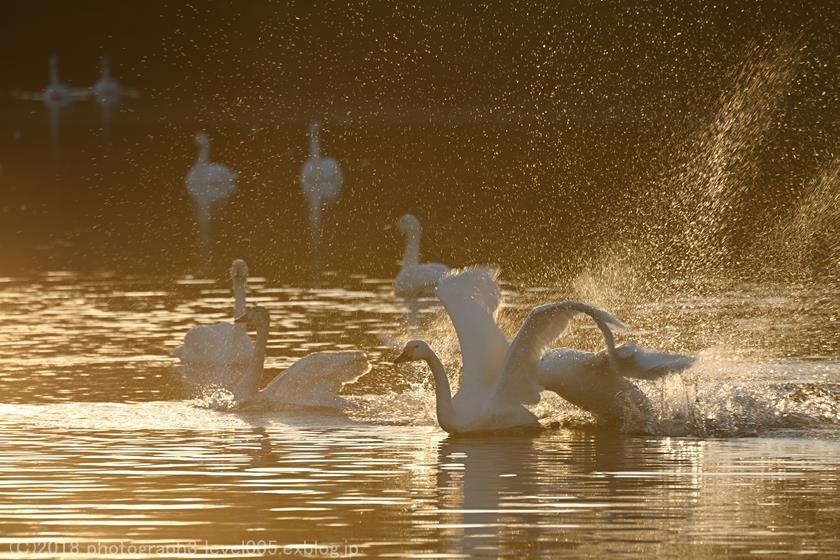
[234,314,247,324]
[394,349,411,364]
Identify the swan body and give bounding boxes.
[394,214,450,297]
[186,132,238,208]
[233,306,371,409]
[395,266,694,433]
[300,122,343,238]
[173,260,254,387]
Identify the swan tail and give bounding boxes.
[614,344,695,379]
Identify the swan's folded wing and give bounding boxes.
[259,351,371,405]
[435,267,509,391]
[615,343,695,379]
[497,302,627,405]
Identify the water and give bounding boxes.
[2,3,839,557]
[0,273,838,557]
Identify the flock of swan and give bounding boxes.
[19,55,138,144]
[173,217,694,435]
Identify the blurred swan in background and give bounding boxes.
[92,56,138,140]
[394,267,694,433]
[300,121,343,244]
[394,214,450,297]
[186,132,238,243]
[40,55,87,148]
[173,260,254,388]
[232,306,371,409]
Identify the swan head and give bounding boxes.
[194,132,209,146]
[398,214,420,235]
[234,306,270,331]
[229,259,249,281]
[394,340,433,363]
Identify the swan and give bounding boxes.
[300,121,343,240]
[172,260,254,383]
[42,55,72,108]
[394,267,694,433]
[93,56,121,109]
[393,214,450,297]
[42,55,74,147]
[186,131,238,239]
[232,306,371,409]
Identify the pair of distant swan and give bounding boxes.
[185,122,342,243]
[395,267,694,434]
[173,260,370,409]
[40,55,135,145]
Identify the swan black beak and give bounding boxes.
[394,349,411,364]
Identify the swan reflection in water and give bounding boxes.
[434,431,701,557]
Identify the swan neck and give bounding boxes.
[196,142,209,164]
[232,278,247,326]
[402,229,421,267]
[309,128,321,157]
[49,57,58,85]
[235,322,267,401]
[101,57,111,79]
[425,352,456,432]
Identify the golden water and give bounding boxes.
[0,273,837,558]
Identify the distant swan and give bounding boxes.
[393,214,450,297]
[42,55,74,147]
[93,56,129,139]
[93,56,121,110]
[172,260,254,385]
[394,267,693,433]
[186,132,238,239]
[300,121,343,241]
[232,306,371,409]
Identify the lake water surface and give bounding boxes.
[0,273,837,558]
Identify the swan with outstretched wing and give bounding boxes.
[394,267,695,433]
[231,306,371,411]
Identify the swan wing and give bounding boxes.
[497,301,626,405]
[258,351,371,406]
[435,267,509,393]
[613,343,695,379]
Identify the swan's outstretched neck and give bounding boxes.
[233,318,267,401]
[100,56,111,79]
[402,228,421,268]
[423,351,456,432]
[309,122,321,157]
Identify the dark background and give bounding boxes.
[0,0,837,281]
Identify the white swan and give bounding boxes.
[232,306,371,409]
[393,214,450,297]
[186,132,238,238]
[42,56,74,147]
[300,122,343,240]
[172,260,254,385]
[93,56,121,109]
[394,267,694,433]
